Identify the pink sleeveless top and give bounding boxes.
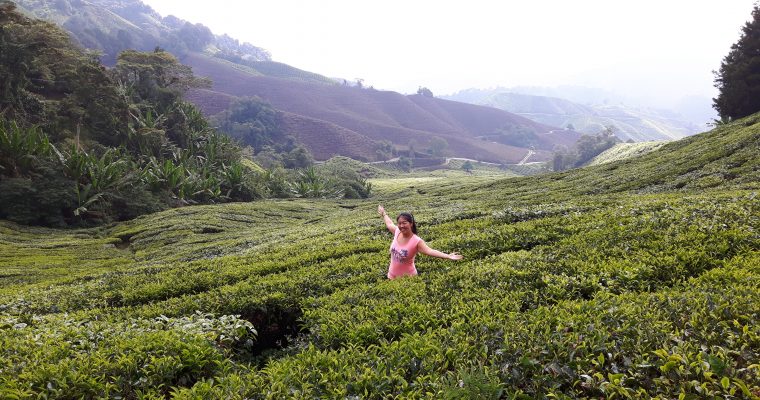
[388,227,421,279]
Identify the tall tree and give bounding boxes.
[114,49,210,111]
[713,4,760,121]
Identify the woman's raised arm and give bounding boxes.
[378,205,396,233]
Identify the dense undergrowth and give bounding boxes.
[0,114,759,398]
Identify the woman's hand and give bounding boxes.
[378,205,387,217]
[448,252,463,260]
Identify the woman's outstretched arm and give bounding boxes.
[378,205,396,233]
[417,240,463,260]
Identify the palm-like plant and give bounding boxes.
[221,162,244,197]
[142,157,186,193]
[0,121,52,176]
[55,145,135,217]
[290,167,342,198]
[126,106,167,157]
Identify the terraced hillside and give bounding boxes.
[586,142,666,166]
[14,0,582,163]
[183,53,578,163]
[0,114,758,398]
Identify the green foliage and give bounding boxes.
[1,110,759,396]
[211,96,279,150]
[0,162,77,226]
[0,312,254,398]
[114,49,211,112]
[585,141,665,166]
[397,156,413,172]
[0,6,271,225]
[375,139,395,160]
[461,160,474,173]
[0,121,51,176]
[178,22,214,51]
[288,166,340,198]
[281,144,314,169]
[553,126,621,171]
[482,121,540,148]
[0,2,130,141]
[713,4,760,121]
[315,157,374,199]
[427,137,449,157]
[2,6,760,395]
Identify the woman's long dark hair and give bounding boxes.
[397,212,417,234]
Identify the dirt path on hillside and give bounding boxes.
[517,149,535,165]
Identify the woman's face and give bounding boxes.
[397,217,413,233]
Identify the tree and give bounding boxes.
[282,145,314,169]
[427,137,449,157]
[552,126,620,171]
[407,139,417,158]
[417,86,433,97]
[178,22,214,51]
[461,160,474,173]
[575,126,618,165]
[375,140,394,160]
[114,49,211,111]
[713,4,760,121]
[213,96,279,150]
[397,156,412,172]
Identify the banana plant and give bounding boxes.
[221,162,244,197]
[142,157,186,194]
[290,167,343,198]
[73,183,103,217]
[0,121,52,176]
[57,146,135,217]
[126,106,167,157]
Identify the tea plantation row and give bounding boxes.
[1,114,759,398]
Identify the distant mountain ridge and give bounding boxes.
[444,88,704,142]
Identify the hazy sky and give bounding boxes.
[142,1,755,107]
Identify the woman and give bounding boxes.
[378,205,462,279]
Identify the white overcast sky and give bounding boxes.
[142,0,756,107]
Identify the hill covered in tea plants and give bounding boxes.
[14,0,582,164]
[0,112,758,397]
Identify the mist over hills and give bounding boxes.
[11,0,580,163]
[444,87,707,142]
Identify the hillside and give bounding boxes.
[12,0,335,85]
[444,89,702,142]
[586,141,666,166]
[13,0,581,163]
[1,110,758,397]
[183,53,578,163]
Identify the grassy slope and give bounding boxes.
[0,115,758,398]
[586,141,666,166]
